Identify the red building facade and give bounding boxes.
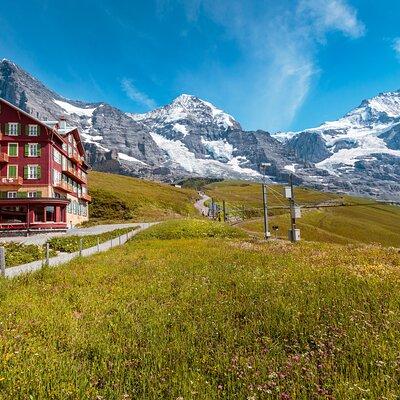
[0,98,91,232]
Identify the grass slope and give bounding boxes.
[204,180,348,209]
[88,171,198,222]
[1,221,400,398]
[205,181,400,247]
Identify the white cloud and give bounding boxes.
[297,0,365,39]
[392,38,400,60]
[158,0,365,131]
[121,78,157,110]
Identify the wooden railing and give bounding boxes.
[0,177,23,186]
[0,153,9,163]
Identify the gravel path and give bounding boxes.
[194,192,210,216]
[0,223,140,246]
[4,223,155,278]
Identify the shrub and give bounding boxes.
[1,242,56,267]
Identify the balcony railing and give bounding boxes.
[70,152,82,165]
[54,181,74,193]
[0,177,23,186]
[80,193,92,202]
[0,153,9,163]
[63,166,87,184]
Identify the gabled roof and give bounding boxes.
[0,97,89,167]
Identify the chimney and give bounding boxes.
[59,116,67,130]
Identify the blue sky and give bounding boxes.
[0,0,400,132]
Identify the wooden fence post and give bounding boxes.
[0,246,5,276]
[79,238,83,257]
[45,242,50,266]
[97,237,100,253]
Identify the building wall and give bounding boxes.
[0,105,51,184]
[65,193,89,227]
[0,99,91,229]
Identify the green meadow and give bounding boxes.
[88,171,198,222]
[0,220,400,399]
[204,180,400,247]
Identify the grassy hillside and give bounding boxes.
[204,180,351,208]
[205,180,400,247]
[1,220,400,398]
[88,171,198,222]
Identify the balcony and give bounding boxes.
[0,153,9,163]
[54,181,74,194]
[0,176,23,186]
[63,166,87,184]
[80,193,92,202]
[70,152,82,165]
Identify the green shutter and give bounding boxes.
[37,165,41,179]
[24,144,29,156]
[8,165,17,178]
[0,192,6,198]
[17,123,21,135]
[25,125,29,135]
[36,190,42,198]
[17,192,27,198]
[24,166,28,179]
[37,125,41,135]
[37,144,41,157]
[5,123,9,135]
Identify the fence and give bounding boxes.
[1,223,154,279]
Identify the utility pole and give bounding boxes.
[260,163,271,240]
[287,174,301,242]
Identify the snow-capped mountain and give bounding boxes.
[2,58,400,200]
[277,90,400,199]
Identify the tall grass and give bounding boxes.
[0,221,400,398]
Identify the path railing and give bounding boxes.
[1,223,154,279]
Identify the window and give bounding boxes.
[28,125,38,136]
[53,169,61,184]
[7,123,19,136]
[7,191,17,198]
[25,165,41,180]
[45,206,55,222]
[7,165,17,179]
[8,143,18,157]
[26,143,39,157]
[28,191,38,198]
[53,148,61,164]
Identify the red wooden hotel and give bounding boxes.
[0,97,91,233]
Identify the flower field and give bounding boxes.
[0,220,399,398]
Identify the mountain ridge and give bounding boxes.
[1,59,400,200]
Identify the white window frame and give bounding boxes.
[53,168,61,184]
[8,123,19,136]
[7,191,17,198]
[28,191,37,198]
[28,143,39,157]
[28,124,38,136]
[7,165,18,179]
[53,147,62,164]
[8,143,18,157]
[27,165,39,180]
